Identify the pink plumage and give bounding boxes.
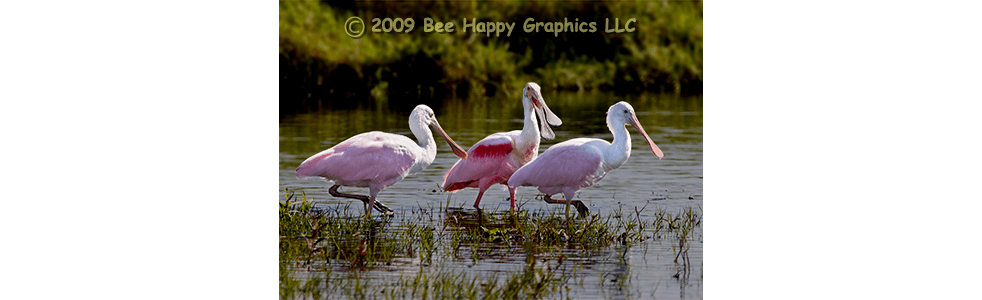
[296,105,467,215]
[468,140,515,158]
[508,101,664,216]
[296,131,416,190]
[442,133,529,204]
[441,83,561,209]
[506,140,605,196]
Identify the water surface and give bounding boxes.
[280,92,702,299]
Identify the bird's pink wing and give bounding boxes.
[296,132,415,184]
[442,134,515,191]
[508,146,603,189]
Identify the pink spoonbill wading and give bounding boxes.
[507,101,664,217]
[296,105,468,216]
[442,82,562,210]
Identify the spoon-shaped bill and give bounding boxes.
[538,99,562,126]
[535,105,556,140]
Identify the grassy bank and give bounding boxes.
[280,190,702,299]
[279,0,702,113]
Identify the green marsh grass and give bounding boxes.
[280,189,702,299]
[279,0,703,113]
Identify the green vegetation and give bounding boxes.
[280,189,702,299]
[280,0,702,113]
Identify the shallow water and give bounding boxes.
[280,92,702,299]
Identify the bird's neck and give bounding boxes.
[605,117,632,171]
[518,98,540,146]
[410,122,438,162]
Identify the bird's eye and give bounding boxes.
[430,113,434,117]
[623,109,628,114]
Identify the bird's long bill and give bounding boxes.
[538,97,562,126]
[527,87,561,141]
[629,115,664,159]
[534,105,556,141]
[430,121,468,159]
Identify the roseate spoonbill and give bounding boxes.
[507,101,663,216]
[296,105,468,215]
[441,82,562,210]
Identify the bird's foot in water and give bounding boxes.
[543,195,590,217]
[570,200,590,217]
[373,201,395,216]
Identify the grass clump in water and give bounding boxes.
[280,190,703,299]
[443,202,675,252]
[279,189,317,237]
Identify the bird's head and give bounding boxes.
[523,82,562,140]
[411,105,468,159]
[608,101,664,159]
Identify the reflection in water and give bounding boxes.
[280,92,702,299]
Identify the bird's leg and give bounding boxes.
[563,190,575,219]
[473,179,492,209]
[329,184,370,202]
[473,189,486,209]
[571,200,588,217]
[328,184,372,215]
[542,194,562,204]
[372,201,392,215]
[328,185,392,215]
[543,194,589,217]
[368,187,393,216]
[508,187,517,210]
[474,178,494,208]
